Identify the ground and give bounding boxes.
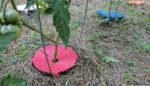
[0,0,150,86]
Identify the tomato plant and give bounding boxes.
[0,0,71,53]
[0,0,72,68]
[0,0,72,83]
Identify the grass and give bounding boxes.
[0,0,150,86]
[138,42,150,53]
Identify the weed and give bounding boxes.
[143,66,150,73]
[90,33,119,64]
[70,17,81,30]
[93,45,119,63]
[138,42,150,53]
[125,58,137,67]
[123,69,139,84]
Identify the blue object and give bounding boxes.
[97,9,125,21]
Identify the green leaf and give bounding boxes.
[0,32,16,53]
[37,0,47,7]
[25,0,35,9]
[44,7,53,14]
[0,75,26,86]
[26,0,71,45]
[44,0,50,3]
[26,0,48,9]
[43,0,53,14]
[51,0,71,45]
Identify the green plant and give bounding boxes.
[125,58,137,67]
[143,66,150,73]
[0,0,72,82]
[90,33,119,63]
[1,24,21,39]
[5,10,21,24]
[93,45,119,63]
[0,32,16,53]
[0,75,26,86]
[0,0,23,54]
[139,42,150,53]
[0,0,71,62]
[124,58,140,84]
[123,69,136,82]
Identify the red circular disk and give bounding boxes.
[32,44,78,76]
[128,0,144,5]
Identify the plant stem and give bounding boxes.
[10,0,57,44]
[77,0,89,49]
[10,0,17,10]
[108,0,113,18]
[53,35,59,63]
[0,0,4,11]
[53,44,58,62]
[2,0,9,23]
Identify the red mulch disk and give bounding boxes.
[32,44,78,76]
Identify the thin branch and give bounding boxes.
[10,0,17,10]
[35,0,55,78]
[2,0,10,23]
[10,0,57,44]
[108,0,113,17]
[0,0,4,11]
[77,0,89,49]
[22,21,57,44]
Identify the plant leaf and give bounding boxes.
[0,32,16,54]
[26,0,48,8]
[25,0,35,9]
[26,0,71,45]
[51,0,71,45]
[0,75,26,86]
[44,0,51,3]
[44,6,53,14]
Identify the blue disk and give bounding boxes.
[97,9,125,20]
